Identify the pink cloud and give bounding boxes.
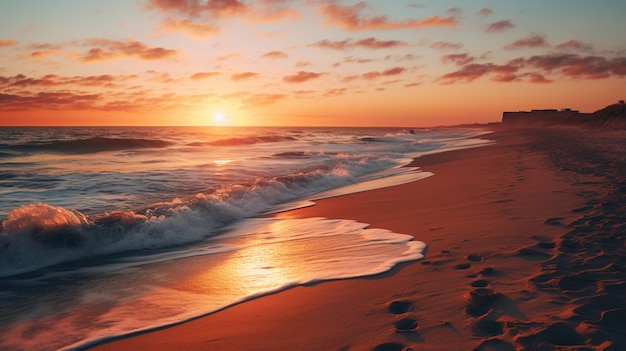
[283,71,323,83]
[555,40,593,52]
[439,53,626,83]
[318,1,456,30]
[429,41,463,50]
[486,20,514,33]
[505,33,550,50]
[262,50,289,59]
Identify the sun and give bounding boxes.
[213,111,228,125]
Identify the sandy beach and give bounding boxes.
[91,127,626,351]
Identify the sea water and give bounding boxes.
[0,127,491,350]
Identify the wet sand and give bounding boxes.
[91,127,626,351]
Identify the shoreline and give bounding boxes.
[90,127,626,350]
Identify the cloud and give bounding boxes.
[0,73,136,89]
[190,72,220,80]
[486,20,514,33]
[441,53,475,66]
[0,92,101,111]
[555,40,593,52]
[439,53,626,83]
[161,19,221,37]
[262,50,288,59]
[80,39,177,61]
[243,93,285,106]
[505,33,550,50]
[146,0,299,36]
[312,37,407,50]
[362,67,405,80]
[477,8,492,17]
[218,52,241,61]
[0,39,18,47]
[429,41,462,50]
[231,72,259,81]
[283,71,323,83]
[525,54,626,79]
[318,1,456,30]
[526,73,553,84]
[439,63,520,84]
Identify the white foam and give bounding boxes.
[0,217,425,351]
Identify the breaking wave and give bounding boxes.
[189,135,296,147]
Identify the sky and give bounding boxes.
[0,0,625,127]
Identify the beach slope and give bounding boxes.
[91,127,626,351]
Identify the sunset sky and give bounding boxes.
[1,0,625,126]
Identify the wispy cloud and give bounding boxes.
[441,53,475,66]
[555,40,593,52]
[190,72,220,80]
[262,50,289,59]
[283,71,323,83]
[486,20,514,33]
[439,53,626,83]
[505,33,550,50]
[312,37,407,50]
[230,72,259,81]
[318,1,456,30]
[0,39,18,47]
[362,67,405,80]
[80,39,178,61]
[429,41,462,50]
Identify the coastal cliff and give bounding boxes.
[502,101,626,129]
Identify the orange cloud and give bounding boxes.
[161,19,220,37]
[262,50,288,59]
[190,72,220,80]
[486,20,514,33]
[0,39,18,47]
[231,72,259,81]
[362,67,405,80]
[80,39,177,61]
[146,0,299,37]
[505,33,550,50]
[282,71,323,83]
[318,1,456,30]
[218,52,241,61]
[312,37,407,50]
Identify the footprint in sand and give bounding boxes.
[388,300,413,314]
[394,317,418,332]
[372,342,407,351]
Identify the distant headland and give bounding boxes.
[502,100,626,129]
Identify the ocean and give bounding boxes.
[0,126,491,350]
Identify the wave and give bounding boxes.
[0,154,399,277]
[189,135,296,147]
[2,137,172,153]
